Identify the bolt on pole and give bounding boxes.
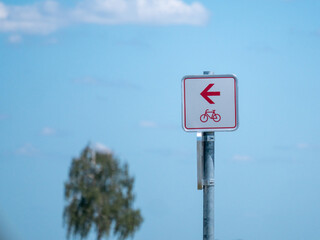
[203,71,215,240]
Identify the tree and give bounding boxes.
[63,145,143,240]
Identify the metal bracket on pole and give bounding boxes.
[197,132,204,190]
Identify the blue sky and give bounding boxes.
[0,0,320,240]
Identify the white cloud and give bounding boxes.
[8,34,22,43]
[134,0,209,25]
[296,142,309,149]
[0,0,209,34]
[15,143,39,156]
[295,142,320,150]
[73,0,129,24]
[73,0,209,25]
[0,2,8,19]
[41,127,56,136]
[0,1,67,34]
[91,142,112,154]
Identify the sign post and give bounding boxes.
[182,71,238,240]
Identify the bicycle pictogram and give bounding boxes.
[200,109,221,123]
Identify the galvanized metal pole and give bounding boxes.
[203,71,215,240]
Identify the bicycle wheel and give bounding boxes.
[200,114,208,123]
[213,114,221,122]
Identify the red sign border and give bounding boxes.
[182,75,238,132]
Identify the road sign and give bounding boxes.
[182,74,238,132]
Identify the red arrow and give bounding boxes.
[200,83,220,104]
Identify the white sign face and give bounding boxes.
[182,75,238,132]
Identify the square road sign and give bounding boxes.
[182,74,238,132]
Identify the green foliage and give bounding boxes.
[64,145,143,240]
